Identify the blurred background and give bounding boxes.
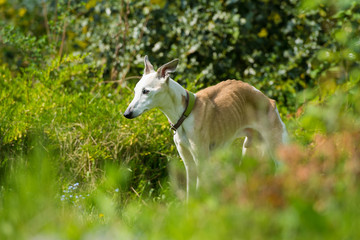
[0,0,360,239]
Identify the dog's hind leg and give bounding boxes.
[241,128,252,157]
[242,137,250,157]
[259,129,284,168]
[242,128,263,158]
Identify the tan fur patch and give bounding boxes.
[191,80,284,150]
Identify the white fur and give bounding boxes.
[275,107,289,144]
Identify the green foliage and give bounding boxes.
[0,25,53,69]
[0,53,173,197]
[1,0,360,238]
[3,0,358,110]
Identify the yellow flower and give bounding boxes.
[150,0,166,7]
[319,9,327,17]
[82,26,88,34]
[272,13,282,24]
[99,213,104,218]
[18,8,27,17]
[0,0,6,5]
[258,28,268,38]
[298,13,306,19]
[76,40,88,49]
[85,0,97,10]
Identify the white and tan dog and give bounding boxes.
[124,56,288,200]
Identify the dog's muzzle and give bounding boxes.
[123,108,134,119]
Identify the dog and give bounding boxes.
[124,56,288,200]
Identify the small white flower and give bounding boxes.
[278,69,286,75]
[295,38,303,45]
[152,42,162,52]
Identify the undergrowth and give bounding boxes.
[0,55,174,200]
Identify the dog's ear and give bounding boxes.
[144,55,154,75]
[157,59,179,79]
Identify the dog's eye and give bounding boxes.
[142,89,150,94]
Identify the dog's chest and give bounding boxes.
[173,129,191,148]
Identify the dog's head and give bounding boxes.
[123,56,179,119]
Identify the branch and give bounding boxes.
[58,0,71,61]
[118,15,150,85]
[42,0,52,42]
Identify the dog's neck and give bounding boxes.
[158,78,189,126]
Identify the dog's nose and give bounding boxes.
[123,108,133,119]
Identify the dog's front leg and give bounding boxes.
[175,143,198,201]
[188,144,209,190]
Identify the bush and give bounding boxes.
[0,53,174,198]
[2,0,358,111]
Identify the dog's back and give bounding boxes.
[192,80,285,150]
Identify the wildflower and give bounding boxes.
[18,8,27,17]
[99,213,104,218]
[272,13,282,24]
[295,38,303,45]
[258,28,268,38]
[115,188,119,192]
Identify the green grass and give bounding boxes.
[0,55,174,195]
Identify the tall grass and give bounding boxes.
[0,55,174,199]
